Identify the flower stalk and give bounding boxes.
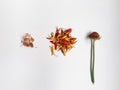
[90,39,95,83]
[88,32,100,84]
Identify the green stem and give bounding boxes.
[90,39,95,84]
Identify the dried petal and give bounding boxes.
[49,46,55,55]
[47,27,77,56]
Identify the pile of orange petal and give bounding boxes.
[47,27,77,56]
[22,33,35,47]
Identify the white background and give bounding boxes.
[0,0,120,90]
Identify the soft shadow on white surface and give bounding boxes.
[0,0,120,90]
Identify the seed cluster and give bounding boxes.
[22,33,34,47]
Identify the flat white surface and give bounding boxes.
[0,0,120,90]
